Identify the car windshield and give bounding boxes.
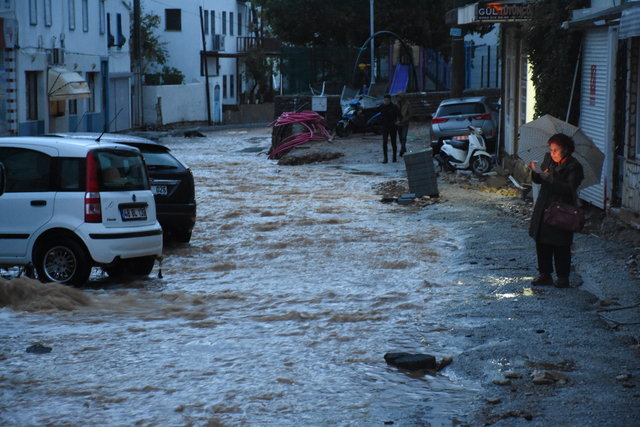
[138,148,182,170]
[438,102,485,117]
[95,149,149,191]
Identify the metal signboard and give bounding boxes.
[476,2,532,22]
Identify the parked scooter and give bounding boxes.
[335,98,382,137]
[436,125,493,174]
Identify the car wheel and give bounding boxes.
[126,256,156,276]
[471,155,492,175]
[34,238,91,286]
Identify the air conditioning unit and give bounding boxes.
[211,34,225,52]
[47,48,65,65]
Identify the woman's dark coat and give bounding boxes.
[528,153,584,246]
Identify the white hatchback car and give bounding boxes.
[0,136,163,285]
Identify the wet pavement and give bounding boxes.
[1,127,639,426]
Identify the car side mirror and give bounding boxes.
[0,162,5,196]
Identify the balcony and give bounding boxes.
[236,37,281,55]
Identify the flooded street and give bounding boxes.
[2,128,639,426]
[1,128,480,426]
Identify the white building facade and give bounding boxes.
[0,0,131,136]
[141,0,252,125]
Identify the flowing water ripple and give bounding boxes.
[0,129,478,426]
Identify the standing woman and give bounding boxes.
[528,133,584,288]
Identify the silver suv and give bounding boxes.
[0,136,163,285]
[430,96,498,153]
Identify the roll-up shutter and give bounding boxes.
[578,27,617,209]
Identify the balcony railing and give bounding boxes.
[236,37,281,53]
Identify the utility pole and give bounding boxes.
[133,0,143,127]
[199,7,212,125]
[369,0,375,87]
[450,30,464,98]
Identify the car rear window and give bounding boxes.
[138,148,183,170]
[95,149,149,191]
[437,103,485,117]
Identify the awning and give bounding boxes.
[47,67,91,100]
[619,5,640,39]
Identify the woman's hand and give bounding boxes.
[529,160,538,172]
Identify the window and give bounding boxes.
[230,75,234,99]
[87,73,97,112]
[69,99,78,115]
[49,100,66,117]
[26,71,39,120]
[59,158,84,191]
[82,0,88,32]
[165,9,181,31]
[95,150,148,191]
[44,0,52,27]
[107,13,114,47]
[29,0,37,25]
[223,75,227,98]
[238,13,242,36]
[204,10,209,35]
[222,11,226,35]
[200,55,218,77]
[0,148,52,193]
[211,11,215,34]
[68,0,75,30]
[116,13,126,47]
[230,12,234,36]
[99,0,105,34]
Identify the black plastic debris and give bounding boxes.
[384,352,436,370]
[26,344,52,354]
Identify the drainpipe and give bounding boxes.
[133,0,143,127]
[199,7,212,125]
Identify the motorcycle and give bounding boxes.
[335,98,382,137]
[436,125,493,175]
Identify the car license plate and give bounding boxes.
[121,207,147,221]
[151,185,168,196]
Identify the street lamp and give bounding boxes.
[369,0,375,87]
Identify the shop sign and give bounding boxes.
[476,2,532,22]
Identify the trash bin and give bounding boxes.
[403,148,439,197]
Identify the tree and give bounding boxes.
[131,9,168,75]
[525,0,588,122]
[254,0,470,55]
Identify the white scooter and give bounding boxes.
[436,125,493,174]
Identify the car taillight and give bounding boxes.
[453,135,469,141]
[473,113,492,120]
[85,151,102,223]
[431,117,448,124]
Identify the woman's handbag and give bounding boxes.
[543,201,585,232]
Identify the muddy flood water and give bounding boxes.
[1,129,484,426]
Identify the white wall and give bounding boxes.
[142,83,206,126]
